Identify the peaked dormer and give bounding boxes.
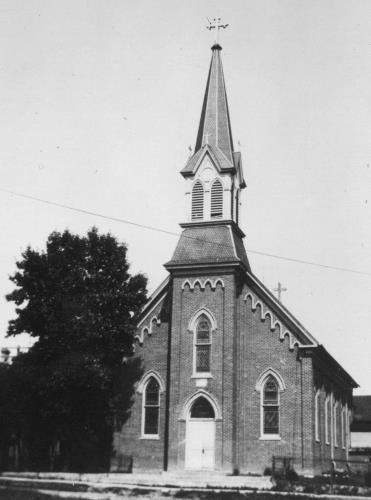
[181,44,245,226]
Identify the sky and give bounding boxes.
[0,0,370,394]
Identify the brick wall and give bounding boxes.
[167,272,236,471]
[236,285,312,474]
[113,270,352,476]
[112,297,170,471]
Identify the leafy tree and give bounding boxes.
[4,228,147,471]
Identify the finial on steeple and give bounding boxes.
[206,17,229,46]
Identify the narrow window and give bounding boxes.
[341,406,345,449]
[143,377,160,436]
[334,401,338,447]
[235,189,240,224]
[262,376,279,435]
[210,179,223,219]
[191,181,204,221]
[195,316,211,373]
[315,390,320,442]
[325,396,330,444]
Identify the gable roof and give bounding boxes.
[247,271,318,346]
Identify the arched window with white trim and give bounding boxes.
[143,377,160,437]
[325,396,330,445]
[194,315,211,374]
[191,181,204,221]
[334,401,339,447]
[315,390,320,442]
[262,375,280,437]
[210,178,223,219]
[341,406,346,449]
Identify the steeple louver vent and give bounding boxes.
[210,179,223,219]
[191,181,204,221]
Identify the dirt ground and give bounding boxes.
[1,486,367,500]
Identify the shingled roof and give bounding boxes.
[181,44,244,186]
[165,222,250,271]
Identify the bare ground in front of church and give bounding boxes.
[2,486,371,500]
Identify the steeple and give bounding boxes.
[180,43,245,226]
[195,44,234,164]
[166,43,250,273]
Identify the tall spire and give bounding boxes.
[195,44,234,164]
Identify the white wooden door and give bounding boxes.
[185,420,215,469]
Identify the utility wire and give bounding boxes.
[1,187,371,277]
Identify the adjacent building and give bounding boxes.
[350,395,371,462]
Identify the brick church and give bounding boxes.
[113,43,358,475]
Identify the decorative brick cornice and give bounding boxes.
[135,315,161,345]
[244,291,300,351]
[181,278,225,291]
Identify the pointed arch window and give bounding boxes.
[341,406,346,449]
[334,401,339,447]
[315,390,320,442]
[191,181,204,221]
[210,179,223,219]
[195,315,211,374]
[143,377,160,437]
[325,396,330,445]
[262,375,280,437]
[190,397,215,419]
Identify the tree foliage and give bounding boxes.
[1,228,147,471]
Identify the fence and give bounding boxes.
[272,455,371,486]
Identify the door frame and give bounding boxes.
[185,417,216,470]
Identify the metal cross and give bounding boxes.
[274,282,287,302]
[206,17,229,44]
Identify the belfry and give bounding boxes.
[112,42,357,475]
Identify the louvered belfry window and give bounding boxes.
[191,181,204,220]
[144,377,160,435]
[263,376,279,435]
[210,179,223,219]
[195,316,211,373]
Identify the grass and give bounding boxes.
[0,487,61,500]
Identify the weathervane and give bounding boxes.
[206,17,229,44]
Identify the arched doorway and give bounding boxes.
[185,396,215,470]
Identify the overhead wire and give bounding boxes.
[1,187,370,277]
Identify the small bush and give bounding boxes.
[285,469,299,481]
[263,467,272,476]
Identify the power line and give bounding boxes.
[1,187,371,277]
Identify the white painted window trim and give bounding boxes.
[341,406,346,449]
[325,396,330,445]
[346,405,350,457]
[315,390,320,442]
[191,180,205,221]
[259,374,281,441]
[192,315,212,378]
[334,401,338,447]
[210,177,224,219]
[188,308,217,379]
[139,373,163,440]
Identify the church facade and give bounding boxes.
[112,43,357,475]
